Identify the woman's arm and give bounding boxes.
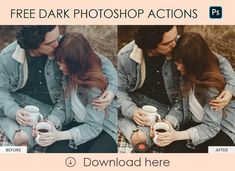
[158,88,223,147]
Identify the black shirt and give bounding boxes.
[17,53,54,105]
[135,55,171,105]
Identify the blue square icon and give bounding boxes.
[209,6,222,19]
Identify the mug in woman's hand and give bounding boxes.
[32,120,53,144]
[152,121,170,145]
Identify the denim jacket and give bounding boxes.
[60,55,118,147]
[68,86,118,147]
[117,41,182,119]
[0,41,66,128]
[167,76,235,145]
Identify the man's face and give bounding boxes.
[36,26,60,56]
[149,26,178,57]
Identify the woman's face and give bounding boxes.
[175,61,185,75]
[57,60,68,76]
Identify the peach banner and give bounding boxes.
[0,0,233,25]
[0,153,234,171]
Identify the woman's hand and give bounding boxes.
[154,122,178,147]
[209,90,233,111]
[37,125,60,147]
[92,90,115,111]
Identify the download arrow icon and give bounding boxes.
[65,157,76,167]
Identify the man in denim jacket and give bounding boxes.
[0,26,67,149]
[117,26,235,147]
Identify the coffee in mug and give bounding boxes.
[155,129,167,133]
[37,129,49,133]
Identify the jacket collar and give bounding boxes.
[130,44,144,64]
[12,45,26,64]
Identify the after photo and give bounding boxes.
[117,25,235,153]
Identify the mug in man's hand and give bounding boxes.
[24,105,43,126]
[142,105,161,126]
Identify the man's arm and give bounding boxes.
[91,54,117,110]
[116,51,138,119]
[98,54,117,94]
[217,55,235,96]
[0,56,21,120]
[209,55,235,109]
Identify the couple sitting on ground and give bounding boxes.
[0,26,118,153]
[117,26,235,153]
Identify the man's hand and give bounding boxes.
[92,90,115,111]
[16,109,33,126]
[132,109,150,126]
[209,90,233,111]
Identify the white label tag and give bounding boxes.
[0,146,27,153]
[208,146,235,153]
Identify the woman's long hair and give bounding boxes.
[56,32,107,94]
[173,32,225,96]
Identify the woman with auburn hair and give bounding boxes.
[154,32,235,152]
[39,32,118,153]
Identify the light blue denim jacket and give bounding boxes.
[58,54,118,147]
[0,41,66,128]
[166,76,235,145]
[68,86,118,147]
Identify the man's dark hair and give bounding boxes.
[17,25,56,50]
[134,25,174,51]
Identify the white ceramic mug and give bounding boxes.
[24,105,43,126]
[142,105,161,126]
[32,120,52,144]
[152,121,170,145]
